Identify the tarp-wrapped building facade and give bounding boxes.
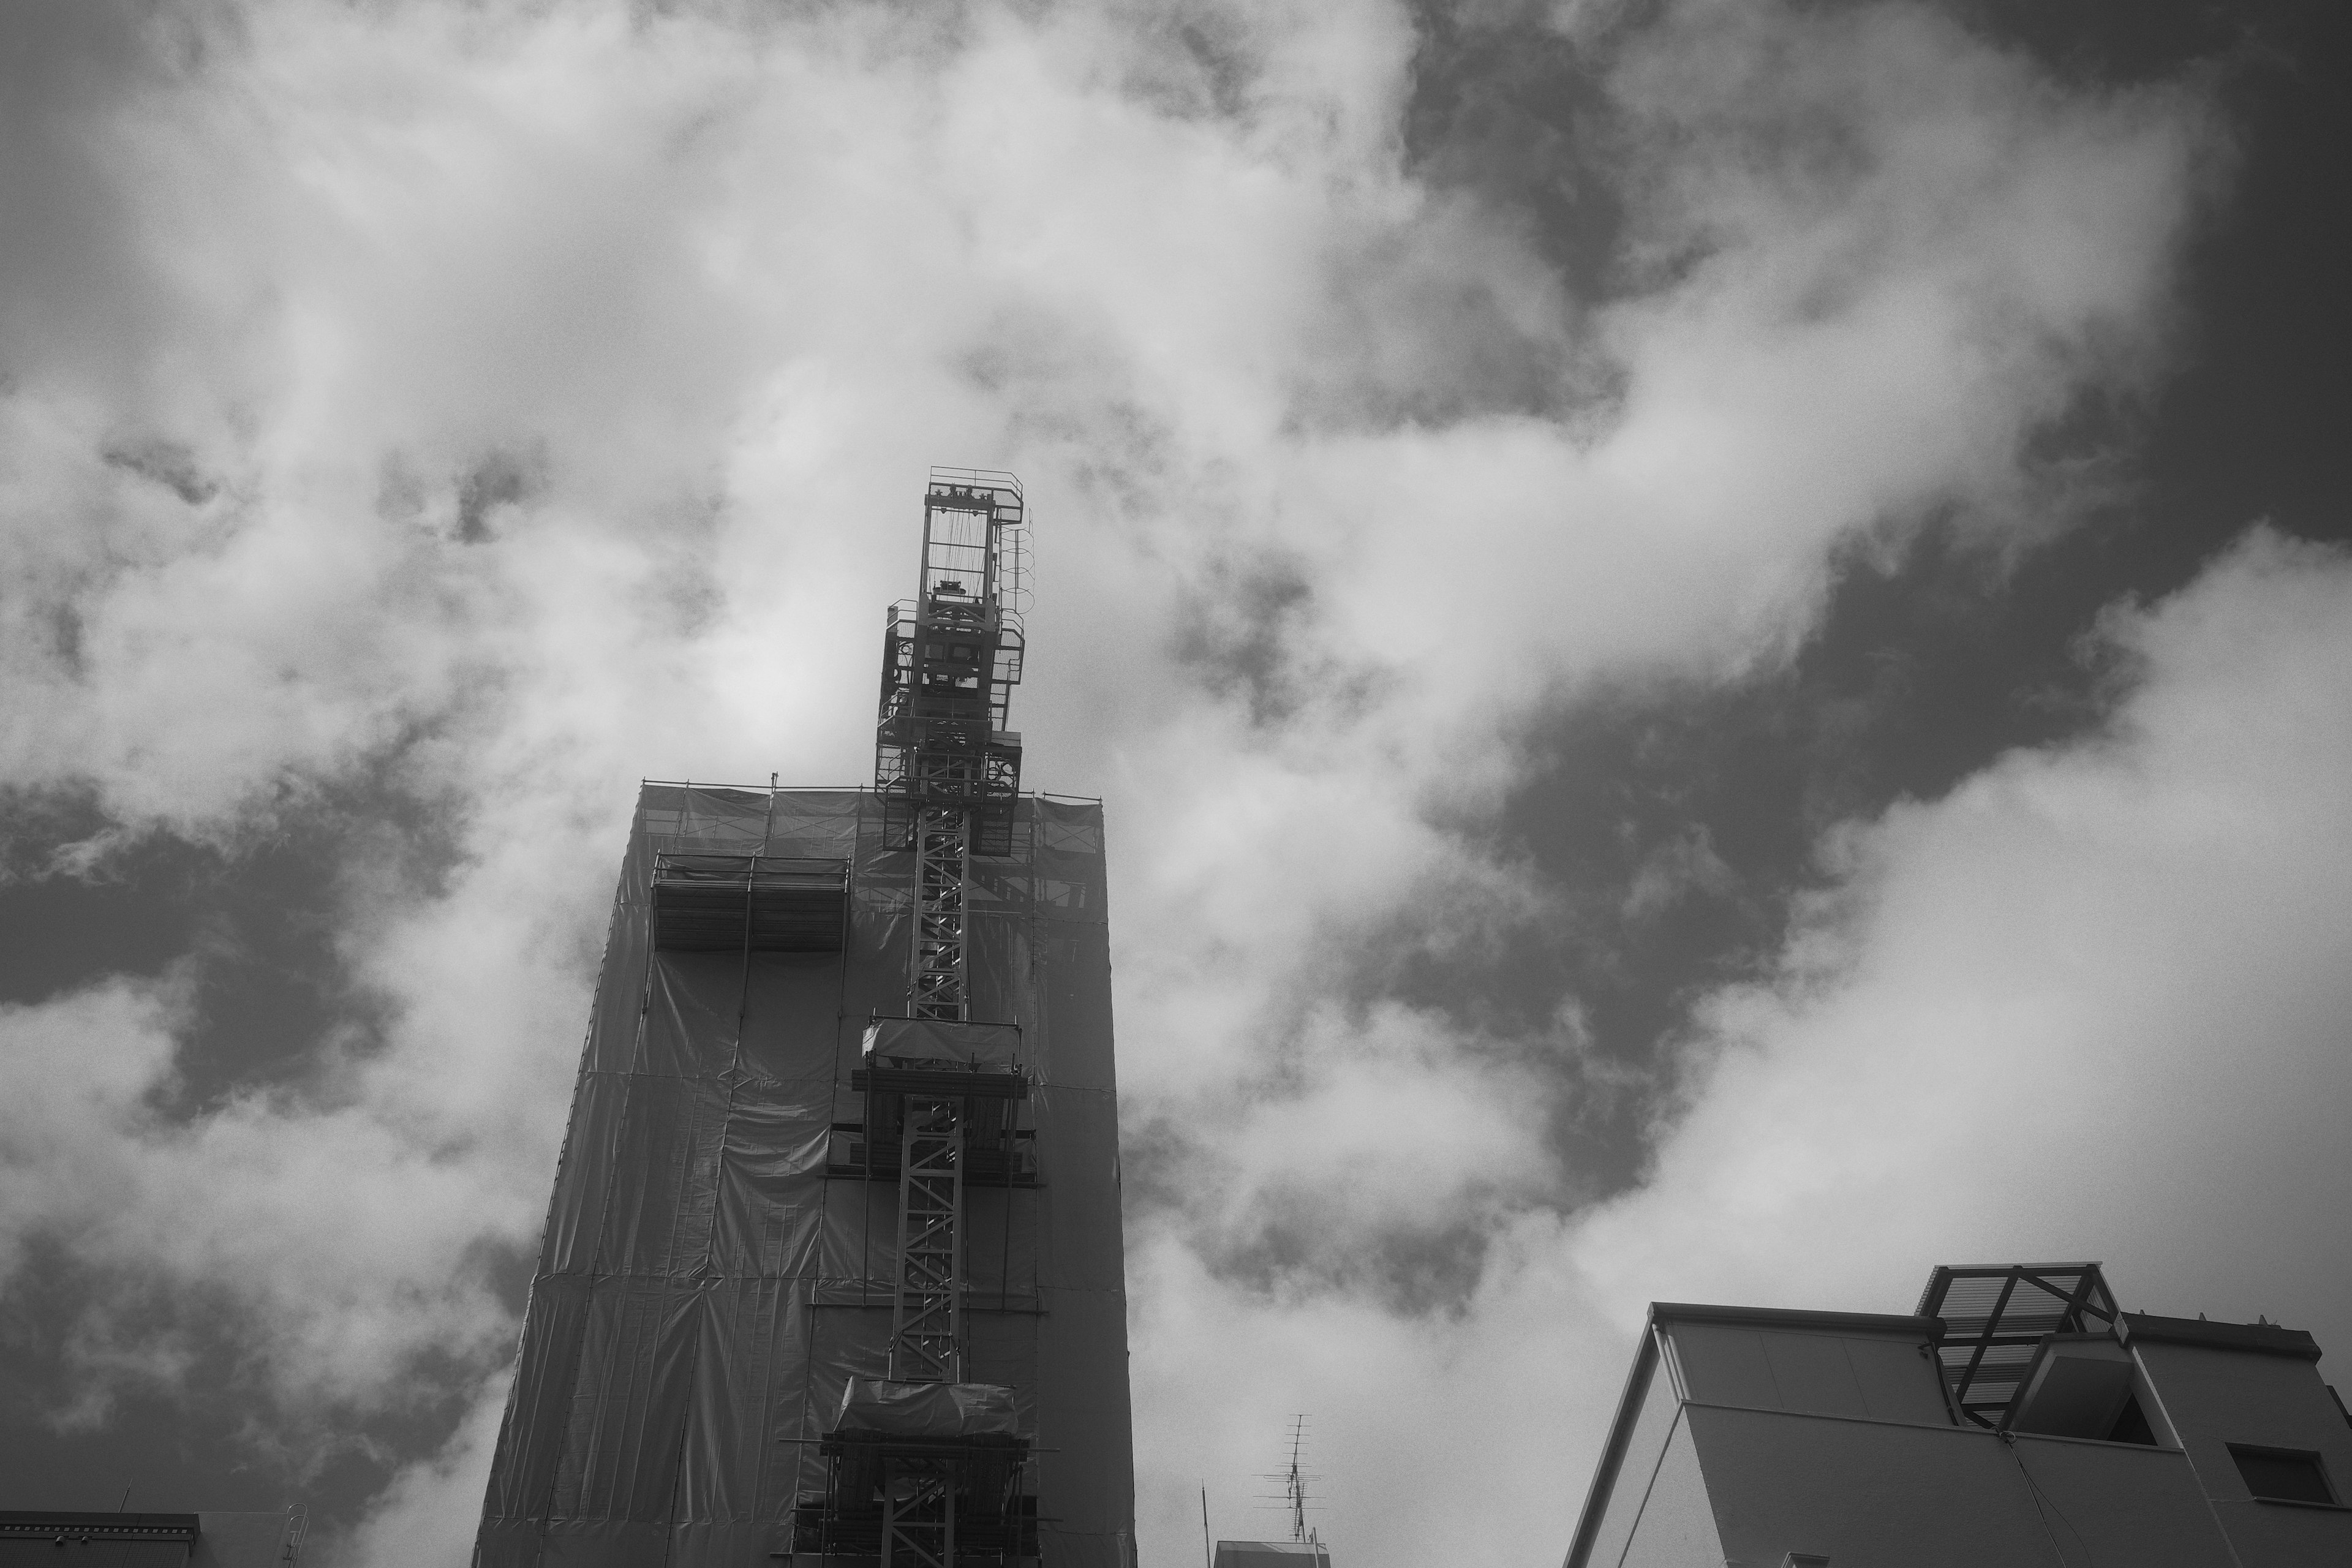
[476,782,1134,1567]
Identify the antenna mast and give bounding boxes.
[1285,1415,1310,1542]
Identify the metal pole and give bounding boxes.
[1201,1482,1213,1568]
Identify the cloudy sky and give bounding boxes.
[1,0,2347,1561]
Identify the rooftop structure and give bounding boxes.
[475,472,1135,1566]
[1212,1418,1333,1568]
[1564,1262,2352,1568]
[0,1510,304,1567]
[1211,1545,1330,1568]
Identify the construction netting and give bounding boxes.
[476,785,1134,1568]
[862,1017,1025,1071]
[833,1379,1025,1439]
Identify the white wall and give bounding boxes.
[1664,1321,1947,1426]
[2136,1341,2352,1566]
[1685,1406,2234,1568]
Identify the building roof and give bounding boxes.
[1567,1301,1950,1568]
[0,1512,200,1542]
[1917,1262,2119,1427]
[2120,1312,2323,1360]
[1652,1301,1946,1336]
[1213,1544,1330,1568]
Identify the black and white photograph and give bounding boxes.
[0,1,2346,1564]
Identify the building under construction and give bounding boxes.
[475,471,1136,1567]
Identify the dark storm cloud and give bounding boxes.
[1575,531,2352,1349]
[1351,0,2352,1248]
[1403,1,1627,301]
[0,2,241,399]
[1334,524,2131,1197]
[1168,551,1393,728]
[453,448,546,545]
[102,439,221,507]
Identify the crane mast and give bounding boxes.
[842,469,1034,1567]
[876,472,1026,1024]
[873,470,1027,1389]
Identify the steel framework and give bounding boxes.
[862,470,1033,1566]
[800,1436,1035,1565]
[1916,1262,2119,1428]
[874,470,1027,1392]
[910,809,971,1022]
[882,1457,957,1568]
[891,1096,967,1384]
[877,472,1025,1027]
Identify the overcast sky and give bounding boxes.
[1,0,2347,1562]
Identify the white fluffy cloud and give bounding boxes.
[1134,532,2352,1562]
[0,973,530,1419]
[0,1,2259,1564]
[1575,530,2352,1328]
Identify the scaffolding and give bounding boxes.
[875,470,1027,876]
[807,1382,1039,1565]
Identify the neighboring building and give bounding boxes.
[1213,1541,1331,1567]
[0,1511,303,1567]
[1564,1262,2352,1568]
[475,473,1136,1566]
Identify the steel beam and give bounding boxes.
[889,1096,965,1384]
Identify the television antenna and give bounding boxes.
[1253,1414,1324,1553]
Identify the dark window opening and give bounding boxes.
[2229,1445,2336,1505]
[2106,1395,2155,1446]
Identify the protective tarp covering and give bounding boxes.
[834,1378,1025,1439]
[477,786,1135,1568]
[862,1016,1025,1071]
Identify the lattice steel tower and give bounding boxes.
[875,469,1027,1022]
[871,469,1028,1390]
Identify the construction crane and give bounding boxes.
[872,467,1028,1387]
[834,467,1035,1566]
[875,469,1028,1025]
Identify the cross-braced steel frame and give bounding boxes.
[1917,1261,2119,1428]
[910,807,971,1022]
[891,1095,967,1384]
[801,1437,1035,1566]
[881,1455,958,1568]
[786,474,1042,1562]
[878,470,1025,1026]
[873,470,1026,1418]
